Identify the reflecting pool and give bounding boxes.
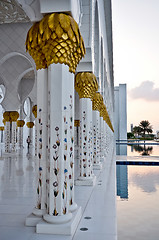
[116,142,159,156]
[116,165,159,240]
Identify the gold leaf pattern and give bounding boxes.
[25,13,86,73]
[75,72,98,99]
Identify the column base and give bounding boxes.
[75,175,96,186]
[25,213,42,227]
[93,162,102,170]
[36,206,82,235]
[25,208,46,226]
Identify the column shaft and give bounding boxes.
[44,64,72,223]
[12,121,17,152]
[4,122,10,153]
[79,98,93,179]
[33,69,48,216]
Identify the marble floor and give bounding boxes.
[0,144,117,240]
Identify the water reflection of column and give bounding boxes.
[116,165,128,199]
[75,72,98,185]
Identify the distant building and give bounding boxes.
[131,124,133,133]
[114,84,127,141]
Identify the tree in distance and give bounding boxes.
[139,120,153,139]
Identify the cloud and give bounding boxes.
[129,81,159,101]
[130,172,159,193]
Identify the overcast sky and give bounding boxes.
[112,0,159,132]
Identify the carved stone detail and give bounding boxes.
[0,0,30,24]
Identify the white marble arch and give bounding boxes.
[0,52,36,111]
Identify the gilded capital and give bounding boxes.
[26,13,86,73]
[26,122,34,128]
[0,126,4,131]
[75,72,98,99]
[74,120,80,127]
[3,111,10,122]
[92,92,103,111]
[32,105,37,118]
[10,111,19,122]
[99,103,105,118]
[3,119,6,125]
[17,120,25,127]
[103,110,114,132]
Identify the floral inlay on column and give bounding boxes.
[52,126,60,216]
[17,120,25,148]
[92,92,103,166]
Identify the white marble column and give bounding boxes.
[44,64,72,224]
[91,92,103,170]
[32,105,37,157]
[11,121,17,152]
[33,69,48,217]
[67,71,77,212]
[0,127,4,143]
[78,98,94,182]
[75,72,98,186]
[92,110,102,169]
[4,121,10,153]
[26,69,48,227]
[17,120,25,148]
[9,111,19,152]
[25,12,86,234]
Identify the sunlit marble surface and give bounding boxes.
[0,144,117,240]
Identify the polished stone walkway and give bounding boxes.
[0,144,117,240]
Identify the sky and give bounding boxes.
[112,0,159,133]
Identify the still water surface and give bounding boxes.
[117,165,159,240]
[116,141,159,156]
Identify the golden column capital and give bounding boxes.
[103,108,114,132]
[100,103,106,118]
[0,126,4,131]
[92,92,103,111]
[10,111,19,122]
[75,72,98,99]
[26,13,86,73]
[32,105,37,118]
[3,119,6,125]
[26,122,34,128]
[17,120,25,127]
[3,111,11,122]
[74,120,80,127]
